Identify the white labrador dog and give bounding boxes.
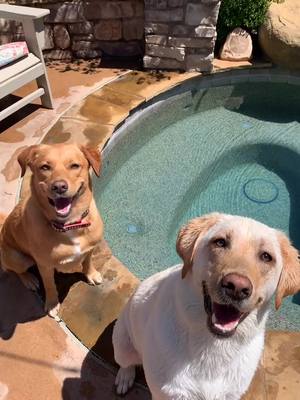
[112,213,300,400]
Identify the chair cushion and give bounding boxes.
[0,41,28,68]
[0,52,40,84]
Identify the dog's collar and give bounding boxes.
[51,209,90,232]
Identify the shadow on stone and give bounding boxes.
[0,94,41,134]
[61,320,150,400]
[0,269,45,340]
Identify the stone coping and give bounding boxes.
[18,60,300,399]
[42,60,300,149]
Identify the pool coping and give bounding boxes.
[41,64,300,152]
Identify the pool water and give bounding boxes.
[94,82,300,331]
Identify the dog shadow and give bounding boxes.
[0,263,90,340]
[62,321,151,400]
[0,269,45,340]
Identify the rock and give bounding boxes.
[185,2,220,26]
[94,20,122,41]
[98,40,143,56]
[168,37,214,49]
[145,8,184,22]
[84,1,134,20]
[44,25,54,50]
[194,26,217,38]
[171,24,216,38]
[145,35,168,45]
[123,18,144,40]
[72,34,95,42]
[220,28,253,61]
[145,0,167,9]
[45,3,84,24]
[185,53,213,72]
[259,0,300,69]
[74,49,102,59]
[44,49,72,60]
[133,1,144,17]
[143,55,184,69]
[145,22,169,35]
[72,40,100,52]
[68,21,93,35]
[168,0,184,7]
[0,18,14,33]
[0,33,13,44]
[53,25,71,49]
[146,44,185,61]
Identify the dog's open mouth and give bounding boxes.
[210,303,245,336]
[48,183,84,217]
[48,197,73,217]
[203,282,248,337]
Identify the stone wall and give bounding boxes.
[0,0,144,60]
[0,0,221,71]
[144,0,221,71]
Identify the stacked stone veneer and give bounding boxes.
[144,0,221,71]
[0,0,221,71]
[0,0,144,60]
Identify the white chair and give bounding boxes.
[0,4,53,121]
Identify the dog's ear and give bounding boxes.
[275,233,300,309]
[17,145,38,177]
[81,146,101,177]
[176,213,222,279]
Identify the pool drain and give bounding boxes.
[243,178,279,204]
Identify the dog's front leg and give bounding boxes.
[82,251,102,285]
[39,267,60,320]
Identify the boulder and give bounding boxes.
[44,25,54,50]
[53,25,71,50]
[220,28,252,61]
[259,0,300,69]
[44,50,72,60]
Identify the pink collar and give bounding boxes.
[51,209,90,233]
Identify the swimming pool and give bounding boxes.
[94,80,300,331]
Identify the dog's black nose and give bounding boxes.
[51,180,68,194]
[221,273,253,301]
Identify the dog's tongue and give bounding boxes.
[212,303,243,332]
[54,197,72,216]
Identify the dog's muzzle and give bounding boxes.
[202,281,249,338]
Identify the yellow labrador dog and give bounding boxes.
[113,213,300,400]
[0,143,104,319]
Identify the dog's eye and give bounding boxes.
[40,164,50,171]
[70,163,80,169]
[261,252,272,262]
[213,238,227,248]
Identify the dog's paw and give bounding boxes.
[19,272,39,291]
[45,302,61,321]
[86,270,103,286]
[115,366,136,396]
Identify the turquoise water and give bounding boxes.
[94,82,300,330]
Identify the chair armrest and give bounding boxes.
[0,4,49,21]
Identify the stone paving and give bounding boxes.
[0,60,299,399]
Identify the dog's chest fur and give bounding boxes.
[130,266,266,400]
[158,333,264,400]
[51,231,94,270]
[58,234,84,266]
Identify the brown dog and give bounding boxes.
[0,143,104,319]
